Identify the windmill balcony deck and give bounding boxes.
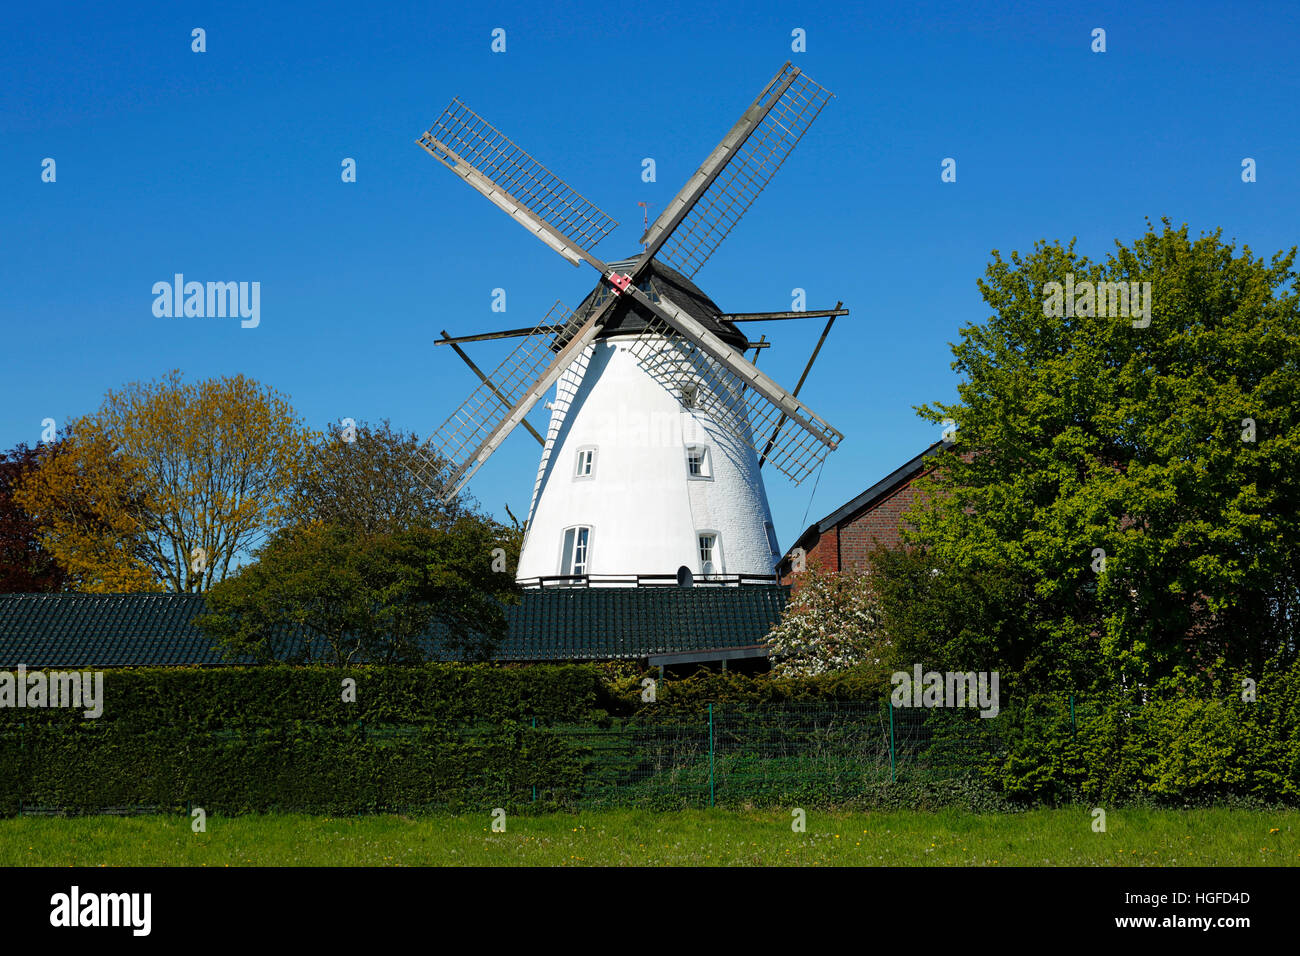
[517,573,781,589]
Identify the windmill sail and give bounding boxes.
[625,281,842,484]
[418,98,619,266]
[641,63,833,278]
[413,300,600,498]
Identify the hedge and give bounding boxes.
[0,721,585,815]
[1,662,1297,812]
[986,667,1300,808]
[0,664,610,731]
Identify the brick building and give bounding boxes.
[777,441,950,581]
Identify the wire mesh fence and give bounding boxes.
[3,702,1013,815]
[544,702,1005,809]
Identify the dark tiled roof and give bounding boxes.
[499,586,788,660]
[0,587,789,667]
[0,593,233,667]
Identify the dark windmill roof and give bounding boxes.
[0,586,790,667]
[572,256,749,351]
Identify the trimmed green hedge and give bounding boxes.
[0,722,583,815]
[604,666,895,716]
[2,662,1297,813]
[0,664,609,731]
[0,665,610,814]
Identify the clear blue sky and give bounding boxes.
[3,0,1297,548]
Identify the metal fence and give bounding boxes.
[5,701,1011,814]
[539,701,1004,809]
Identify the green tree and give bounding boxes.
[198,517,521,665]
[901,221,1300,690]
[868,544,1038,694]
[285,419,475,534]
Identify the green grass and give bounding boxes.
[1,808,1296,866]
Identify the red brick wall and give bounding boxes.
[805,525,839,572]
[835,480,918,569]
[779,465,936,584]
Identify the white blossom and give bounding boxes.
[767,566,885,677]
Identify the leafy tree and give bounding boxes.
[12,431,159,592]
[868,545,1040,696]
[766,562,892,678]
[198,517,520,664]
[284,419,474,534]
[0,442,69,592]
[902,220,1300,690]
[15,370,311,593]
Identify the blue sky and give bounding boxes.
[3,0,1297,549]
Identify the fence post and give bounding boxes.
[887,700,896,783]
[1069,696,1076,736]
[708,704,715,808]
[531,717,537,802]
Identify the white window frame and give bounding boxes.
[697,531,721,576]
[573,445,597,480]
[559,525,592,576]
[764,521,780,556]
[685,444,712,480]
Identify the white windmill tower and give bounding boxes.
[413,63,849,587]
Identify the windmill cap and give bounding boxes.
[568,256,749,352]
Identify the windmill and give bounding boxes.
[414,62,849,585]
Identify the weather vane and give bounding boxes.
[637,201,655,250]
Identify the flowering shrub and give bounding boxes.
[767,563,891,677]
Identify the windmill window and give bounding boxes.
[680,384,698,408]
[764,521,780,556]
[560,526,591,576]
[698,533,719,576]
[685,445,711,479]
[574,446,597,479]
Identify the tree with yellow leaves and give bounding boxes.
[16,371,312,592]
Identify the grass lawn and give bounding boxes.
[1,808,1296,866]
